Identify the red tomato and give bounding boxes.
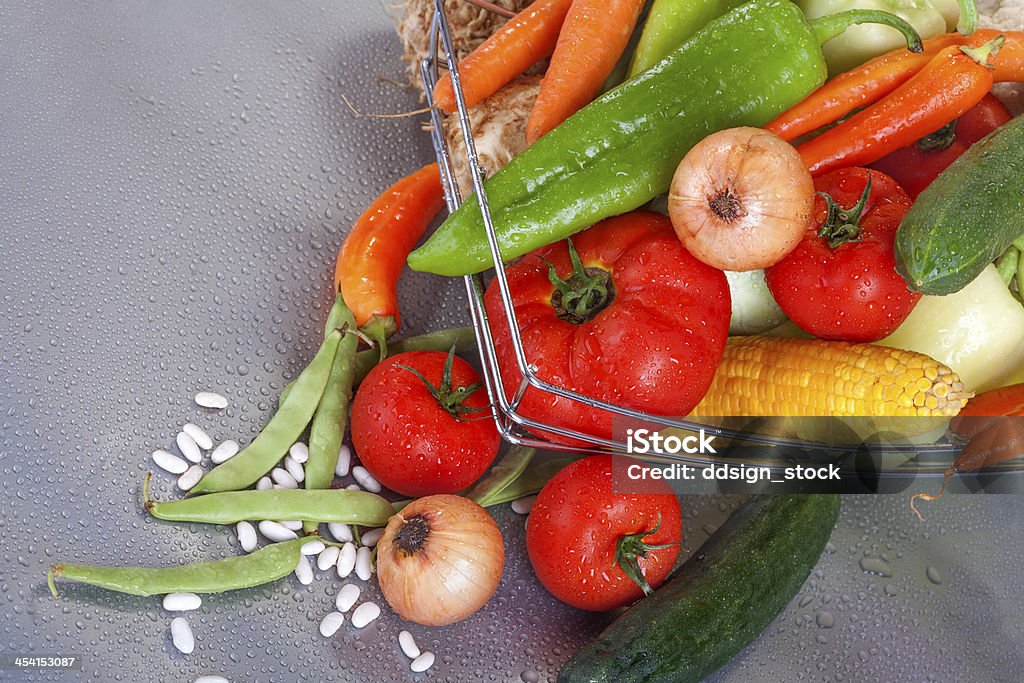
[526,454,682,612]
[350,350,499,497]
[869,94,1012,198]
[765,168,919,342]
[484,211,730,445]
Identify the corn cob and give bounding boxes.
[691,336,971,418]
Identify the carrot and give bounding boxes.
[526,0,646,144]
[767,30,1024,143]
[797,38,1003,177]
[334,163,445,352]
[910,383,1024,519]
[433,0,573,115]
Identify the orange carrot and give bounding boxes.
[433,0,573,114]
[526,0,646,144]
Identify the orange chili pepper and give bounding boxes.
[797,37,1003,177]
[334,163,445,351]
[767,30,1024,144]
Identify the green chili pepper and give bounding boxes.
[278,326,476,408]
[996,246,1020,286]
[628,0,747,77]
[48,537,315,598]
[189,329,343,496]
[408,0,923,277]
[799,0,977,76]
[303,294,359,533]
[146,486,393,527]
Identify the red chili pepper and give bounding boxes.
[797,37,1004,177]
[911,383,1024,519]
[334,163,445,350]
[868,94,1012,198]
[768,29,1024,145]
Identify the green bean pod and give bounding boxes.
[996,246,1020,286]
[278,325,477,408]
[147,488,393,526]
[303,296,359,533]
[189,329,343,496]
[48,537,315,597]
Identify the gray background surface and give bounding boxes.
[1,1,1021,681]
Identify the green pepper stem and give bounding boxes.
[960,35,1005,68]
[811,10,924,54]
[956,0,978,36]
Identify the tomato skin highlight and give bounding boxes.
[765,168,919,343]
[526,454,681,612]
[869,94,1013,199]
[484,211,731,445]
[350,351,499,497]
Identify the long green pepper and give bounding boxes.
[189,329,343,495]
[628,0,747,77]
[303,294,359,533]
[408,0,923,277]
[48,537,316,597]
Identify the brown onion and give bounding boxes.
[376,494,504,626]
[668,126,814,271]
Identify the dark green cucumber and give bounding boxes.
[558,494,840,683]
[895,115,1024,295]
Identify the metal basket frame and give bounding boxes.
[417,0,960,464]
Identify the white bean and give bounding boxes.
[511,495,537,515]
[153,449,189,475]
[318,611,345,637]
[258,520,297,543]
[278,520,303,531]
[195,391,228,409]
[398,630,420,659]
[289,442,309,463]
[335,444,351,477]
[294,555,313,585]
[355,546,373,581]
[194,677,229,683]
[236,521,258,553]
[284,455,305,483]
[360,527,384,548]
[317,545,341,570]
[270,467,298,489]
[350,602,381,629]
[182,423,213,450]
[335,583,360,613]
[336,542,356,578]
[210,440,240,464]
[410,651,435,673]
[176,431,203,463]
[170,617,195,654]
[352,466,381,493]
[163,592,202,612]
[345,483,362,492]
[301,539,326,555]
[256,476,273,490]
[177,465,204,492]
[327,522,352,543]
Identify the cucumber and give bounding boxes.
[895,115,1024,295]
[558,494,840,683]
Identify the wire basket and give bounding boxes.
[415,0,971,473]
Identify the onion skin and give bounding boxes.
[376,494,504,626]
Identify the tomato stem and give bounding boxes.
[817,176,873,249]
[917,120,958,152]
[614,514,678,596]
[545,239,615,324]
[397,344,486,420]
